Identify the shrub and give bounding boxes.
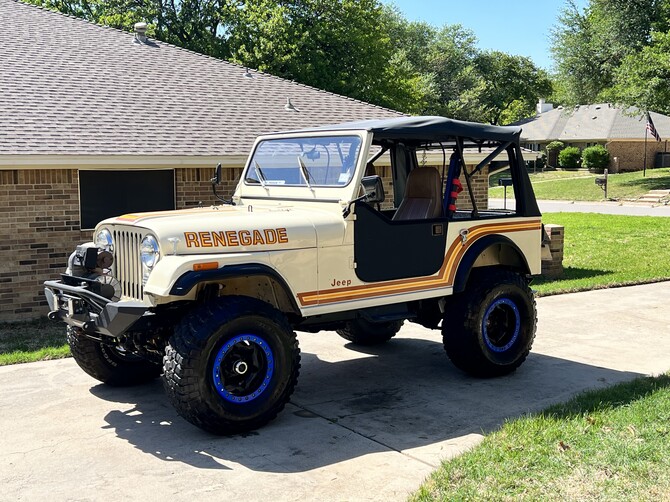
[558,146,581,168]
[581,145,610,171]
[545,141,565,153]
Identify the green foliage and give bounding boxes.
[473,51,552,125]
[558,146,581,168]
[551,0,669,107]
[581,144,610,170]
[545,141,565,152]
[612,30,670,115]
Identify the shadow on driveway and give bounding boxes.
[90,335,642,472]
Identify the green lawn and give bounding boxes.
[536,213,670,295]
[490,168,670,201]
[411,373,670,501]
[0,318,68,366]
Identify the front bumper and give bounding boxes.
[44,277,149,338]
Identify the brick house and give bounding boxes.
[516,103,670,171]
[0,0,497,321]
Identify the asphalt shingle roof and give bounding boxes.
[0,0,403,156]
[517,104,670,143]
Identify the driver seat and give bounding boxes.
[393,166,443,220]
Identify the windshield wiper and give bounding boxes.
[297,156,315,189]
[253,161,268,188]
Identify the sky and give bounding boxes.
[382,0,589,70]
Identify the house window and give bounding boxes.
[79,169,176,230]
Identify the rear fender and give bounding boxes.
[453,235,530,293]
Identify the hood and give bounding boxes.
[99,204,345,254]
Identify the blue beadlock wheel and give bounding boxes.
[211,334,274,403]
[482,297,521,353]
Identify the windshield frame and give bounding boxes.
[241,133,366,190]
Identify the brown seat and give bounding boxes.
[393,166,443,220]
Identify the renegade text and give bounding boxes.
[184,228,288,248]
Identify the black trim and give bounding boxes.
[169,264,300,312]
[453,235,530,293]
[43,279,148,337]
[513,145,541,217]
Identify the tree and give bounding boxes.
[612,31,670,115]
[472,51,552,125]
[551,0,667,105]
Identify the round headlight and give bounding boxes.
[94,228,114,252]
[140,235,160,269]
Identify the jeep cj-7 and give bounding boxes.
[44,116,543,434]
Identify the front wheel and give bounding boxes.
[442,268,536,377]
[163,296,300,435]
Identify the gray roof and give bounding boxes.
[516,104,670,143]
[0,0,402,157]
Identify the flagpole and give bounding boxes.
[644,115,648,178]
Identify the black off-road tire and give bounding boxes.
[337,318,404,345]
[163,296,300,435]
[442,268,536,377]
[66,327,162,386]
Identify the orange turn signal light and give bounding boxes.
[193,262,218,272]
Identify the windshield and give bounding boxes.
[245,135,362,187]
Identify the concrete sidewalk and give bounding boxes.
[2,282,670,501]
[490,198,670,216]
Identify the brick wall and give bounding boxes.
[0,169,88,321]
[176,167,242,208]
[606,141,668,172]
[456,167,489,211]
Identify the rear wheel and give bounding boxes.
[163,296,300,435]
[337,318,404,345]
[66,327,162,386]
[442,268,536,377]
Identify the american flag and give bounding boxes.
[646,112,661,142]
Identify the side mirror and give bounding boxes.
[211,163,222,185]
[361,175,385,204]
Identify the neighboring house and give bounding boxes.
[0,0,408,321]
[516,102,670,171]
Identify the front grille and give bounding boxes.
[112,229,144,300]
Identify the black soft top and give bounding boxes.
[288,116,521,144]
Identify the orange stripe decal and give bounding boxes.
[297,220,541,307]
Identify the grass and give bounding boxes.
[0,318,69,366]
[535,213,670,295]
[411,373,670,501]
[489,168,670,201]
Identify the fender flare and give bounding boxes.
[169,263,300,313]
[452,234,530,293]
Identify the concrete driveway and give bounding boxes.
[2,282,670,501]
